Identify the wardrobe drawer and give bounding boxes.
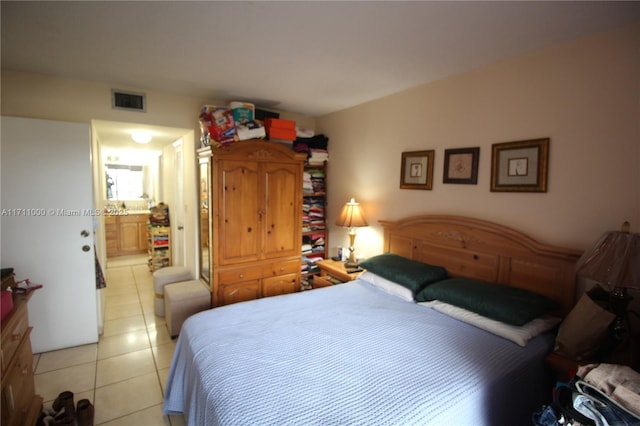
[264,260,299,277]
[262,273,299,297]
[218,280,260,306]
[218,265,262,284]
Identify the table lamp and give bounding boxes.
[336,198,368,267]
[576,221,640,339]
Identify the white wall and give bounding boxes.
[1,71,316,279]
[319,23,640,259]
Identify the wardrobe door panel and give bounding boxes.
[262,162,301,259]
[220,160,260,264]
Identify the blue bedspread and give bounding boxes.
[164,279,554,425]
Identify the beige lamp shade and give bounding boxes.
[336,198,368,267]
[576,225,640,290]
[336,198,368,228]
[575,222,640,339]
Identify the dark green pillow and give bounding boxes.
[359,253,447,294]
[415,277,558,326]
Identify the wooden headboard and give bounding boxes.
[379,215,583,315]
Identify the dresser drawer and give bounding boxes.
[264,260,299,277]
[2,328,35,425]
[312,276,333,288]
[1,302,28,376]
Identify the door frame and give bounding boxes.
[92,121,196,275]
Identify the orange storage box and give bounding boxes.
[264,118,295,129]
[265,118,296,141]
[267,127,296,141]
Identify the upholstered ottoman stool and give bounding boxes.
[152,266,191,317]
[165,280,210,337]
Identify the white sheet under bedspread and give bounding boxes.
[164,279,554,425]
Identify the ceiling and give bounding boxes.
[2,1,639,151]
[94,119,193,159]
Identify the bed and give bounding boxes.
[163,215,583,425]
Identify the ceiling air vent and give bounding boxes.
[112,90,146,112]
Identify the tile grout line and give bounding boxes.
[132,263,176,425]
[134,263,165,386]
[136,261,178,425]
[112,260,175,424]
[96,258,154,424]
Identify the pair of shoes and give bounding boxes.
[52,391,73,414]
[40,391,74,425]
[51,391,75,425]
[76,399,94,426]
[41,391,94,426]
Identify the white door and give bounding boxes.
[172,140,185,266]
[1,116,98,353]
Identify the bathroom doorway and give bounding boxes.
[93,120,192,264]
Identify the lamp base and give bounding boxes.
[610,286,633,340]
[344,232,358,268]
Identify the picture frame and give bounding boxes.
[400,150,434,190]
[490,138,549,192]
[443,147,480,184]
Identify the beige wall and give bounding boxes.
[0,72,208,276]
[319,23,640,259]
[2,23,638,267]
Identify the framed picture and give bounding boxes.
[400,150,434,190]
[490,138,549,192]
[443,147,479,184]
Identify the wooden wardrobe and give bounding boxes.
[198,140,307,307]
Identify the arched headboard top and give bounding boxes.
[379,215,583,315]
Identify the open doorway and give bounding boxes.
[91,119,194,270]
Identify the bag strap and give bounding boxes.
[573,380,640,421]
[552,385,596,426]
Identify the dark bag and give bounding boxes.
[553,384,596,425]
[533,372,640,426]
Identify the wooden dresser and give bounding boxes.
[1,292,43,426]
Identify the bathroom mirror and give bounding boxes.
[198,157,211,285]
[105,164,145,200]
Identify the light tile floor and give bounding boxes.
[33,255,185,425]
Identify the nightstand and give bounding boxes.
[313,260,364,288]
